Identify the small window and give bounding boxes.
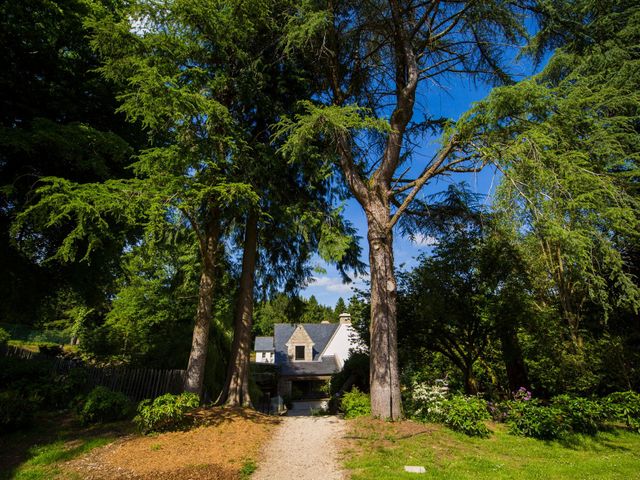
[295,345,305,360]
[261,352,266,360]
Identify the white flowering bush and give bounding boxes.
[410,378,449,420]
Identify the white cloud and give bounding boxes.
[309,276,354,293]
[411,233,439,247]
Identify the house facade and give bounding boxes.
[254,336,275,364]
[254,313,361,398]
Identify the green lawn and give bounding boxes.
[344,418,640,480]
[0,412,131,480]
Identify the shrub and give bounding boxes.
[340,388,371,419]
[0,356,51,389]
[407,379,449,420]
[507,400,568,440]
[552,395,605,434]
[79,386,132,424]
[0,390,36,431]
[38,343,63,357]
[134,392,200,434]
[0,328,10,346]
[438,395,491,437]
[603,391,640,432]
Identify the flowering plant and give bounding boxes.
[513,386,532,402]
[411,378,449,418]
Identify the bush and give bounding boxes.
[438,395,491,437]
[38,343,63,356]
[330,352,369,395]
[0,390,36,431]
[79,386,132,424]
[0,356,51,389]
[0,328,10,346]
[407,379,449,420]
[134,392,200,434]
[603,391,640,432]
[507,400,567,440]
[552,395,606,434]
[340,388,371,419]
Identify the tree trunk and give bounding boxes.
[219,210,259,407]
[184,215,221,397]
[367,202,402,420]
[462,363,479,395]
[498,323,529,393]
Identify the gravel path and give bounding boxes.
[252,416,347,480]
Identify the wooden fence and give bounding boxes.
[3,345,186,401]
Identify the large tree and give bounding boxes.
[0,0,141,327]
[276,0,530,418]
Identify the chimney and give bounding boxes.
[338,313,351,324]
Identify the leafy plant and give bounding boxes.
[507,400,568,440]
[0,390,36,431]
[603,391,640,433]
[439,395,491,437]
[0,327,10,346]
[78,386,132,424]
[341,387,371,419]
[38,343,64,357]
[408,379,449,419]
[134,392,200,434]
[552,395,605,434]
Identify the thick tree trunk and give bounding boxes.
[498,324,529,393]
[219,211,259,407]
[367,203,402,420]
[184,216,221,397]
[462,365,479,395]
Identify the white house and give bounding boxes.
[254,336,275,364]
[253,313,362,398]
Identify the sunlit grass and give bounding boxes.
[10,437,113,480]
[344,419,640,480]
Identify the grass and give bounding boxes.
[239,459,257,479]
[344,418,640,480]
[0,412,131,480]
[9,438,114,480]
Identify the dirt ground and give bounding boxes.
[63,408,280,480]
[252,415,347,480]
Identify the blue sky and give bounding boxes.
[300,54,542,308]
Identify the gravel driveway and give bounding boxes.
[251,415,347,480]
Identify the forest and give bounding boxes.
[1,0,638,424]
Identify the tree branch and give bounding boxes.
[388,137,457,229]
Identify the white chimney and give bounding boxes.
[338,313,351,324]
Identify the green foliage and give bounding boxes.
[552,395,606,434]
[440,396,491,437]
[0,390,36,431]
[239,459,257,479]
[330,352,370,396]
[507,400,568,440]
[275,101,390,163]
[603,391,640,432]
[134,392,200,434]
[341,388,371,419]
[412,390,491,437]
[38,344,63,357]
[0,328,9,346]
[78,386,132,425]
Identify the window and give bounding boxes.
[295,345,305,360]
[260,352,266,360]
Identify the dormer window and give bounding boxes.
[295,345,305,361]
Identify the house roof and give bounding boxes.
[274,323,339,363]
[279,355,339,377]
[254,336,274,351]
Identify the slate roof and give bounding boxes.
[279,355,339,377]
[273,323,339,364]
[254,336,274,351]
